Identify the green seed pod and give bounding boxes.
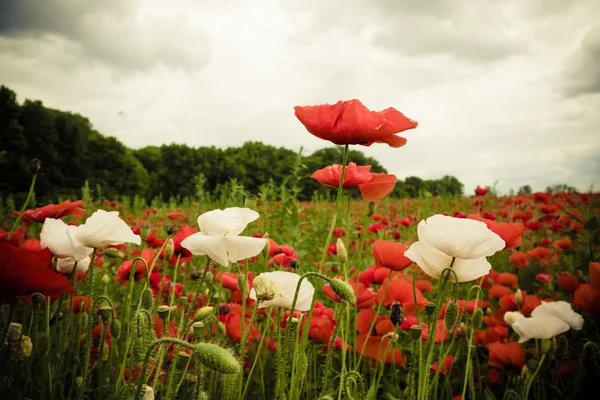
[472,308,483,330]
[177,351,192,370]
[99,306,113,322]
[178,296,188,307]
[244,195,257,210]
[192,321,205,338]
[444,302,459,331]
[329,278,356,304]
[110,319,122,339]
[541,339,552,354]
[141,288,155,310]
[410,325,423,341]
[425,302,436,317]
[194,343,240,374]
[195,306,214,321]
[157,305,170,320]
[527,359,538,371]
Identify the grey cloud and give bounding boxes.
[0,0,210,72]
[560,25,600,96]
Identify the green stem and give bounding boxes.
[523,353,547,399]
[78,248,98,400]
[242,311,272,398]
[8,173,37,240]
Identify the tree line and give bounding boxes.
[0,85,465,205]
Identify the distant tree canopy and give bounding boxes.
[0,85,466,204]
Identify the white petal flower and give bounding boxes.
[504,311,525,326]
[66,210,140,260]
[249,271,314,311]
[511,315,570,343]
[56,256,91,274]
[405,214,504,283]
[40,218,75,258]
[531,301,584,330]
[181,207,266,267]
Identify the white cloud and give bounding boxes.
[0,0,598,194]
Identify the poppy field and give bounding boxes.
[1,100,599,400]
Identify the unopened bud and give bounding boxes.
[30,158,43,175]
[329,278,356,304]
[99,306,112,322]
[110,319,122,338]
[410,325,422,341]
[217,321,226,335]
[178,296,188,307]
[164,239,175,259]
[101,274,110,284]
[521,365,529,375]
[262,233,270,257]
[253,275,281,301]
[444,302,459,331]
[195,306,214,321]
[157,305,170,320]
[75,376,83,387]
[515,289,523,309]
[541,339,551,354]
[141,288,155,310]
[336,238,348,264]
[194,342,240,374]
[486,307,493,316]
[101,342,109,361]
[103,248,125,259]
[527,359,538,371]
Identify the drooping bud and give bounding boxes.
[410,325,422,341]
[157,305,170,320]
[521,365,529,375]
[99,306,112,322]
[244,195,257,210]
[164,239,175,260]
[141,288,154,310]
[30,158,42,175]
[75,376,84,387]
[329,278,356,304]
[390,301,404,326]
[140,224,151,240]
[515,289,523,309]
[471,308,483,330]
[194,342,241,374]
[444,302,459,331]
[195,306,214,321]
[110,319,122,338]
[253,275,281,301]
[425,302,436,317]
[336,238,348,264]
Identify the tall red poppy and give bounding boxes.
[468,214,525,250]
[294,99,417,147]
[312,162,397,201]
[372,240,412,271]
[0,242,75,304]
[13,200,86,225]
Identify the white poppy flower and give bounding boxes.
[40,218,91,272]
[405,214,505,282]
[249,271,315,311]
[504,311,525,326]
[531,301,584,330]
[511,315,570,343]
[66,210,141,260]
[181,207,267,267]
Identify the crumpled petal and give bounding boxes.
[512,315,570,343]
[531,301,584,330]
[181,233,229,267]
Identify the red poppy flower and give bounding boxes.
[487,341,525,372]
[115,248,156,283]
[509,252,529,269]
[475,187,488,196]
[377,278,427,315]
[295,99,417,147]
[372,240,412,271]
[309,302,337,344]
[224,304,261,344]
[323,279,377,308]
[468,214,525,250]
[355,309,404,364]
[556,272,580,292]
[13,200,86,225]
[430,356,453,375]
[312,162,396,201]
[573,261,600,316]
[0,241,75,304]
[527,247,553,263]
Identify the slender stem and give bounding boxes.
[242,312,272,398]
[523,353,547,399]
[78,248,98,400]
[238,299,260,397]
[8,173,37,239]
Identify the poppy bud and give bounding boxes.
[336,238,348,264]
[141,288,154,310]
[329,278,356,304]
[157,305,170,320]
[99,306,112,322]
[75,376,84,387]
[262,233,270,257]
[164,239,175,260]
[425,302,436,316]
[444,302,459,331]
[110,319,122,338]
[521,365,529,375]
[471,308,483,330]
[244,195,257,210]
[103,248,125,259]
[515,289,523,309]
[390,301,404,326]
[253,275,281,301]
[217,321,226,335]
[195,306,214,321]
[410,325,422,341]
[194,342,240,374]
[541,339,551,354]
[527,359,538,371]
[178,297,188,307]
[30,158,42,175]
[101,274,110,284]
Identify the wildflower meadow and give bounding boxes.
[1,99,599,400]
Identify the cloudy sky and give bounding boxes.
[1,0,599,194]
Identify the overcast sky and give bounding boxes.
[1,0,599,194]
